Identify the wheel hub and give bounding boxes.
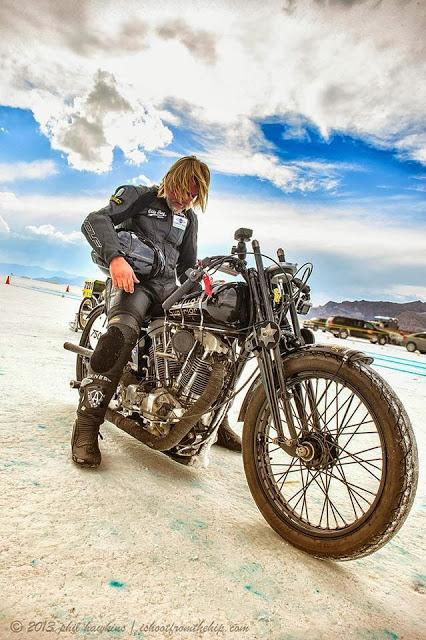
[297,433,339,470]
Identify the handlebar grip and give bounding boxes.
[293,277,310,294]
[162,267,204,311]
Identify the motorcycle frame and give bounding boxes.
[194,238,304,455]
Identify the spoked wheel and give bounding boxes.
[76,304,108,381]
[78,297,95,330]
[242,350,418,560]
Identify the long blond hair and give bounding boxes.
[157,156,210,212]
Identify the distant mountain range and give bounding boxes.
[0,263,86,286]
[308,300,426,332]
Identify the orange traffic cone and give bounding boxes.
[65,285,70,293]
[5,275,10,284]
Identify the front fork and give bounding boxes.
[249,241,303,457]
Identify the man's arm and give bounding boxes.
[82,185,153,293]
[176,210,198,285]
[81,185,151,265]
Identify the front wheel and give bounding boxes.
[339,329,349,339]
[406,342,416,353]
[242,351,418,560]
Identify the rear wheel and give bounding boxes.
[242,351,418,560]
[378,336,387,346]
[406,342,416,353]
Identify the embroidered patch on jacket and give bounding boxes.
[147,208,167,219]
[172,214,188,231]
[110,186,126,205]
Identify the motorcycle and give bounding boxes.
[69,279,106,332]
[64,228,418,560]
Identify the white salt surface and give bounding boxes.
[0,279,425,640]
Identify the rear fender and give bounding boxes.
[237,344,374,422]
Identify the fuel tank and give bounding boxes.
[167,282,250,330]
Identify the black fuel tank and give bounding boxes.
[168,281,250,329]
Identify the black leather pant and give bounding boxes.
[75,278,175,428]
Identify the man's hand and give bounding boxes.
[109,256,140,293]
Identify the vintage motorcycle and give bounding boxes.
[64,228,418,560]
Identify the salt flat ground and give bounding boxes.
[0,278,425,640]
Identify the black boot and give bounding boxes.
[214,415,242,452]
[71,413,104,468]
[70,317,139,469]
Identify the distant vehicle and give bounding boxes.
[403,332,426,354]
[303,317,327,332]
[368,321,404,345]
[373,316,399,330]
[78,279,106,329]
[326,315,391,345]
[69,279,106,332]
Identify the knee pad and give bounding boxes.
[90,315,138,374]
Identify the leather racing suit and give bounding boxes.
[72,185,198,464]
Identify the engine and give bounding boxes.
[117,318,230,437]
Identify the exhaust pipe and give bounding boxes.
[64,341,226,453]
[105,361,225,451]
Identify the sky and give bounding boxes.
[0,0,425,304]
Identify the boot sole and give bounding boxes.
[163,451,194,466]
[72,455,101,468]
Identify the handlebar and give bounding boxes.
[292,277,310,295]
[161,252,310,312]
[162,266,205,311]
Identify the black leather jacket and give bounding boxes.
[81,185,198,284]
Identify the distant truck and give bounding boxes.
[369,316,412,345]
[303,317,328,332]
[325,315,393,345]
[372,316,399,330]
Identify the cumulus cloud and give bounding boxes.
[0,0,425,178]
[43,70,173,172]
[3,186,424,269]
[0,214,10,232]
[156,18,217,64]
[130,174,155,186]
[0,190,106,227]
[0,160,58,183]
[197,192,426,269]
[387,284,426,302]
[204,146,344,192]
[200,119,362,192]
[0,191,19,205]
[25,224,83,243]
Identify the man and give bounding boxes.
[72,156,241,468]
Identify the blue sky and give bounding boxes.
[0,0,425,303]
